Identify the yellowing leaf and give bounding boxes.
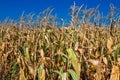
[107,37,113,54]
[89,59,102,80]
[110,65,119,80]
[40,49,45,58]
[88,59,100,66]
[19,68,26,80]
[24,47,30,62]
[78,48,85,54]
[28,65,35,76]
[67,48,80,78]
[75,42,79,51]
[38,65,45,80]
[102,57,108,65]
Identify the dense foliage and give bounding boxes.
[0,25,120,80]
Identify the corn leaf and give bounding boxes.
[67,69,79,80]
[67,48,80,77]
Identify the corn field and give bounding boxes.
[0,25,120,80]
[0,3,120,80]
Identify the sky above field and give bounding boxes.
[0,0,120,21]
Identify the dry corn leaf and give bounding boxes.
[110,65,119,80]
[44,35,50,45]
[75,42,79,51]
[89,59,102,80]
[88,59,100,66]
[118,58,120,65]
[40,49,45,58]
[40,49,46,64]
[107,37,113,54]
[78,48,85,54]
[102,57,108,65]
[27,65,36,76]
[19,68,26,80]
[57,49,62,55]
[94,73,100,80]
[1,43,5,51]
[95,51,100,58]
[39,67,45,80]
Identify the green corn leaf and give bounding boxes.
[67,69,79,80]
[12,62,19,74]
[24,47,30,62]
[62,73,67,80]
[67,48,80,77]
[21,69,26,80]
[38,65,43,80]
[53,70,62,78]
[113,43,120,61]
[54,70,67,80]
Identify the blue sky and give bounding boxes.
[0,0,120,21]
